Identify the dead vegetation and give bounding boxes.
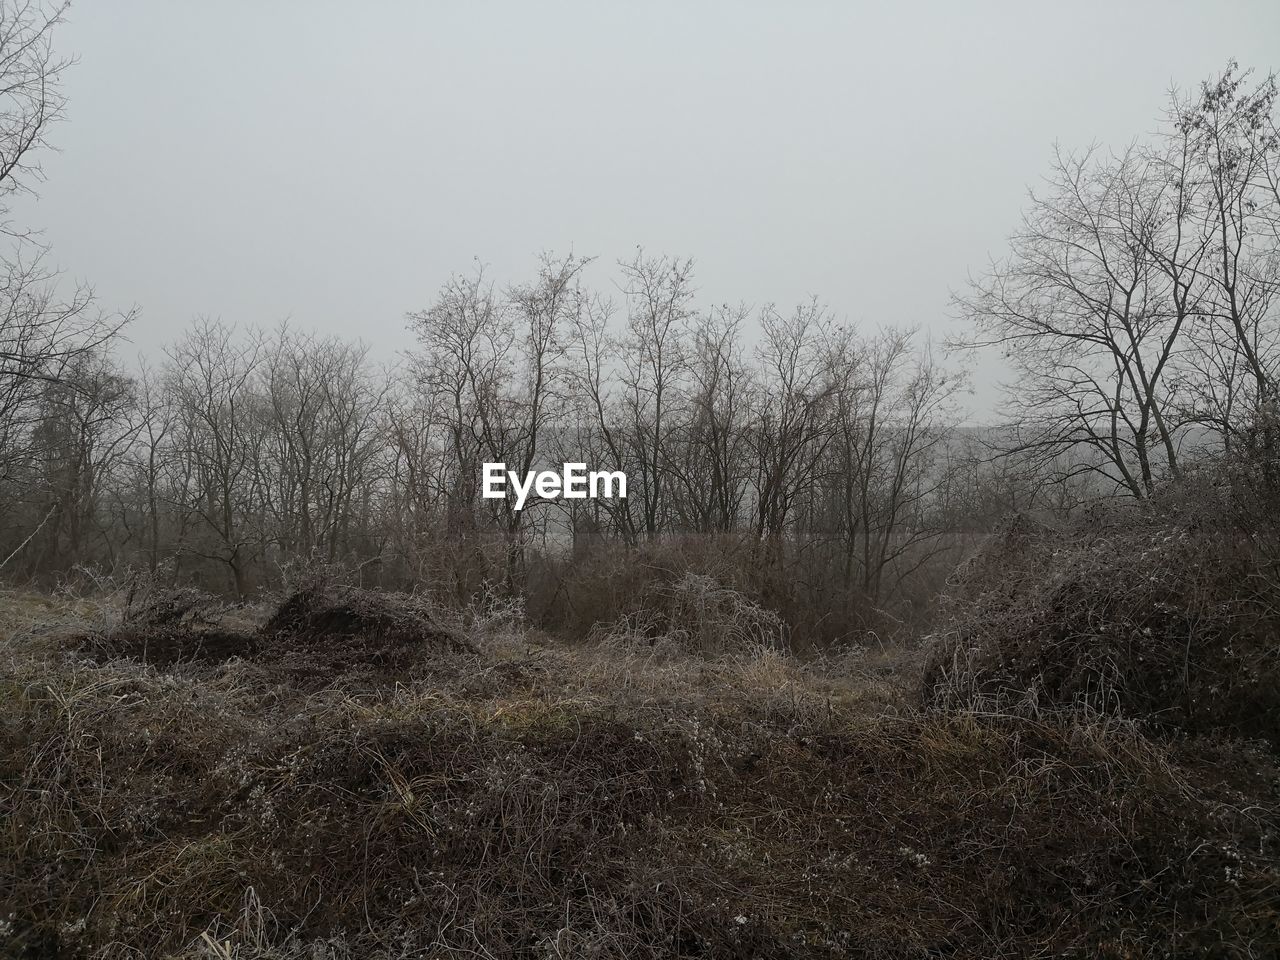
[257,585,475,686]
[65,584,474,688]
[923,478,1280,747]
[2,562,1278,959]
[587,570,788,658]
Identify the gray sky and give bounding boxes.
[14,1,1280,416]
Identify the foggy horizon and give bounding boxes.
[14,1,1280,420]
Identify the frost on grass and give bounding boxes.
[2,582,1278,959]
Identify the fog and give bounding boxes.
[12,0,1280,418]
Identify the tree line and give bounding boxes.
[1,257,973,622]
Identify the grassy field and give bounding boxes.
[2,556,1278,959]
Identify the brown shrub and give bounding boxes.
[256,585,475,683]
[923,482,1280,745]
[530,533,941,652]
[123,584,213,627]
[529,534,753,638]
[71,584,259,667]
[590,570,788,657]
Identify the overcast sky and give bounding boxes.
[13,1,1280,417]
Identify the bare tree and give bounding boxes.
[0,6,135,573]
[667,305,754,533]
[259,325,386,566]
[164,320,265,598]
[1172,64,1280,435]
[565,289,635,541]
[957,145,1191,497]
[120,360,175,574]
[408,254,589,588]
[824,329,957,605]
[408,268,503,542]
[0,4,104,425]
[0,1,71,236]
[749,300,838,557]
[615,250,694,541]
[961,65,1280,494]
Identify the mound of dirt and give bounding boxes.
[71,586,258,666]
[923,489,1280,744]
[77,625,258,667]
[258,586,475,678]
[68,586,473,679]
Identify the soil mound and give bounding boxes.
[923,492,1280,744]
[69,586,473,676]
[73,586,259,666]
[258,585,474,676]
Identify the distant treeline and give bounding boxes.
[0,254,988,625]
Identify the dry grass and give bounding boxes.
[2,581,1278,958]
[588,571,787,658]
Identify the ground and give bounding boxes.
[1,584,1277,959]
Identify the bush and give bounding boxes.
[590,570,787,656]
[529,533,898,652]
[923,479,1280,745]
[528,535,753,638]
